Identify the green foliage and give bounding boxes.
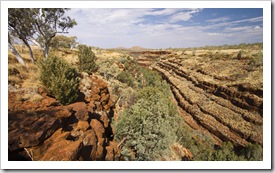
[78,44,98,74]
[237,50,245,60]
[51,35,78,49]
[138,68,168,89]
[115,87,180,160]
[176,125,216,161]
[240,143,263,161]
[248,52,263,71]
[38,56,80,105]
[212,142,240,161]
[117,71,135,87]
[116,58,170,91]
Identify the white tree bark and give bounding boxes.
[30,37,43,49]
[8,34,25,65]
[8,43,25,65]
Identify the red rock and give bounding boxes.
[94,101,102,111]
[41,97,59,107]
[75,120,90,131]
[100,93,110,102]
[37,87,47,97]
[35,129,82,161]
[105,142,116,161]
[100,114,109,129]
[68,102,89,121]
[87,102,95,112]
[8,113,60,151]
[51,106,72,119]
[96,142,104,160]
[81,129,98,160]
[90,119,105,139]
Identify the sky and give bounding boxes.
[65,8,263,49]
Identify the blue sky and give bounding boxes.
[66,8,263,48]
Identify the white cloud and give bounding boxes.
[206,16,230,23]
[65,8,262,48]
[145,8,181,16]
[206,16,263,29]
[207,32,232,37]
[225,26,252,32]
[254,25,261,30]
[169,8,202,23]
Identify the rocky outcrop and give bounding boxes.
[147,52,263,148]
[8,74,119,161]
[130,50,173,67]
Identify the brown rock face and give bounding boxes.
[8,112,61,151]
[27,129,83,161]
[8,75,119,161]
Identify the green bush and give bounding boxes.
[237,50,245,60]
[117,71,135,87]
[240,143,263,161]
[51,35,78,49]
[248,52,263,71]
[78,44,97,73]
[115,87,180,161]
[38,56,80,105]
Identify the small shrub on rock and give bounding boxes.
[38,56,80,105]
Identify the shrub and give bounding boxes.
[78,44,97,74]
[248,52,263,71]
[117,71,135,87]
[38,56,80,105]
[115,87,180,161]
[237,50,245,60]
[212,142,240,161]
[240,143,263,161]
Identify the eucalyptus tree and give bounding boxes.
[8,8,77,63]
[8,8,36,63]
[31,8,77,58]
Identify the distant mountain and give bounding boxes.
[129,46,148,51]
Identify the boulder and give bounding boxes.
[41,97,59,107]
[90,119,105,139]
[81,129,98,160]
[27,129,83,161]
[75,120,90,131]
[68,102,89,121]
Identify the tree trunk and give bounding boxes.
[30,37,43,49]
[44,44,49,59]
[22,39,35,63]
[26,43,35,63]
[8,34,25,65]
[43,38,53,59]
[8,43,25,65]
